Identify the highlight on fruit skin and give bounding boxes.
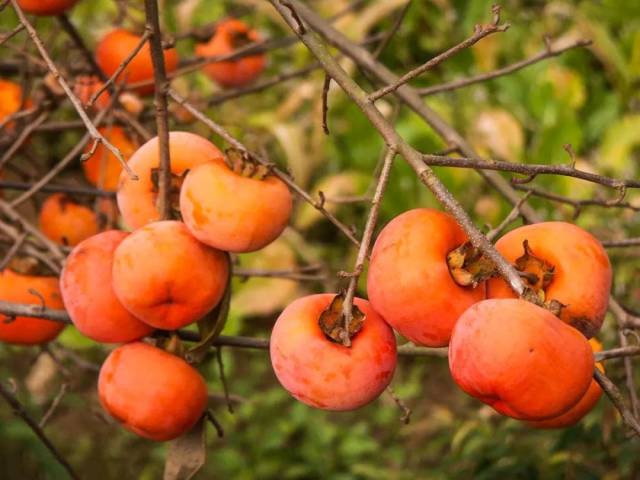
[527,338,604,429]
[367,208,486,347]
[39,193,99,247]
[0,268,65,345]
[195,18,266,88]
[449,298,594,421]
[270,293,397,411]
[16,0,79,16]
[111,221,229,330]
[95,28,179,95]
[98,342,208,441]
[60,230,154,343]
[82,126,139,191]
[179,150,293,253]
[488,221,612,338]
[117,131,224,230]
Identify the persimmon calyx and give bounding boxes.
[150,168,186,218]
[7,256,52,277]
[514,240,555,291]
[225,148,273,180]
[446,242,499,288]
[318,292,365,346]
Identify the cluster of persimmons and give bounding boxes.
[0,0,614,442]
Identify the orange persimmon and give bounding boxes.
[39,193,99,246]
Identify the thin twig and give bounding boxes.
[594,369,640,437]
[215,348,233,414]
[39,382,69,428]
[0,231,27,270]
[486,191,532,242]
[56,13,106,80]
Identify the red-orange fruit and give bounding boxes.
[82,126,138,191]
[367,209,486,347]
[98,342,208,441]
[449,299,594,421]
[0,269,65,344]
[95,29,179,95]
[195,18,266,88]
[74,75,110,111]
[16,0,78,15]
[0,79,31,127]
[60,231,154,343]
[528,338,604,429]
[270,294,397,411]
[117,131,224,230]
[39,193,99,246]
[180,158,292,253]
[488,222,612,338]
[112,221,229,330]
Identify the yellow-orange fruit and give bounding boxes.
[117,131,224,230]
[270,294,397,411]
[367,209,485,347]
[98,342,208,441]
[60,231,154,343]
[449,299,594,421]
[0,79,31,127]
[16,0,78,15]
[180,160,292,253]
[488,222,612,338]
[112,221,229,330]
[0,269,65,344]
[195,18,266,88]
[82,126,138,191]
[39,193,98,246]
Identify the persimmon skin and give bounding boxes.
[39,193,99,246]
[0,80,31,127]
[16,0,78,15]
[196,19,266,88]
[367,209,485,347]
[98,342,208,441]
[488,222,612,338]
[112,221,229,330]
[83,126,138,191]
[74,75,110,111]
[449,299,594,421]
[117,131,224,230]
[0,269,65,345]
[180,160,293,253]
[60,231,154,343]
[96,29,178,95]
[528,338,604,429]
[270,294,397,411]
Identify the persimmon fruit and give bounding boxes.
[180,150,292,253]
[16,0,78,15]
[74,75,110,111]
[60,231,154,343]
[528,338,604,429]
[39,193,99,246]
[367,209,486,347]
[96,29,178,95]
[195,18,266,88]
[449,298,594,421]
[98,342,208,441]
[82,126,138,191]
[112,221,229,330]
[0,79,31,127]
[0,268,65,344]
[117,131,224,229]
[270,294,397,411]
[488,222,612,338]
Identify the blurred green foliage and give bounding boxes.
[1,0,639,478]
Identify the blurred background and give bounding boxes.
[1,0,639,478]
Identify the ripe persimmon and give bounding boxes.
[488,222,612,338]
[98,342,208,441]
[180,150,292,253]
[117,131,224,229]
[270,294,397,411]
[16,0,78,15]
[39,193,99,246]
[195,18,266,88]
[82,126,138,191]
[0,268,65,344]
[74,75,110,111]
[95,29,179,96]
[367,209,486,347]
[60,231,154,343]
[528,338,604,429]
[449,299,594,421]
[112,221,229,330]
[0,79,31,127]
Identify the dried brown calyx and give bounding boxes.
[229,30,255,49]
[6,256,55,277]
[318,292,365,346]
[447,241,499,288]
[226,148,273,180]
[150,168,186,219]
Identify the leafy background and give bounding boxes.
[1,0,639,478]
